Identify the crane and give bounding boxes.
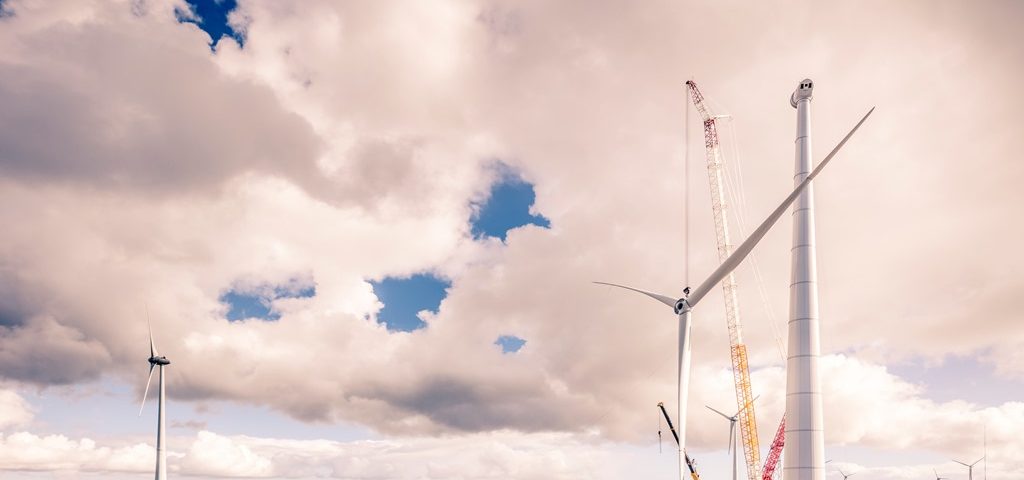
[761,415,785,480]
[658,402,701,480]
[685,80,772,480]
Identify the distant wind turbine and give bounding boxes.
[139,315,171,480]
[953,456,985,480]
[706,395,759,480]
[933,468,948,480]
[596,106,873,479]
[837,469,855,480]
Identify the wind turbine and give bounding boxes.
[139,317,171,480]
[837,469,855,480]
[706,395,759,480]
[596,106,873,479]
[933,468,948,480]
[953,457,984,480]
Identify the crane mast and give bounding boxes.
[684,80,762,480]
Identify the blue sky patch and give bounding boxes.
[370,273,450,332]
[177,0,244,49]
[495,335,526,353]
[221,280,315,322]
[471,165,550,242]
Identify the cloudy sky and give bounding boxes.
[0,0,1022,478]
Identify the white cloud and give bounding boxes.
[180,431,273,477]
[0,431,151,473]
[0,389,33,429]
[0,427,615,479]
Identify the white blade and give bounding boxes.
[147,306,158,358]
[592,282,677,308]
[705,404,732,420]
[734,394,761,417]
[972,456,985,466]
[686,107,874,308]
[139,364,155,416]
[953,460,969,467]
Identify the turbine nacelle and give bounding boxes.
[148,355,170,366]
[790,78,813,108]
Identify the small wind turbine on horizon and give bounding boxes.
[953,456,985,480]
[837,469,855,480]
[139,314,171,480]
[706,395,759,480]
[933,468,948,480]
[596,105,874,479]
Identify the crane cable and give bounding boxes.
[716,117,787,362]
[685,79,691,288]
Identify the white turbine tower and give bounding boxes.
[785,78,826,480]
[953,457,984,480]
[598,104,873,480]
[139,318,170,480]
[706,395,758,480]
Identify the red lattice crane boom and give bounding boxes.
[762,416,785,480]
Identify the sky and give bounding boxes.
[0,0,1022,479]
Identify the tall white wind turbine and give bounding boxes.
[139,318,171,480]
[705,395,758,480]
[597,104,873,480]
[953,457,984,480]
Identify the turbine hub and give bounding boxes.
[673,299,690,315]
[148,356,170,365]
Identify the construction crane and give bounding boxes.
[685,80,766,480]
[761,415,785,480]
[658,402,701,480]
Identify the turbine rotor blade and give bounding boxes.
[139,364,155,416]
[685,107,874,308]
[147,307,158,358]
[953,460,970,467]
[592,282,677,309]
[734,394,761,417]
[705,404,732,420]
